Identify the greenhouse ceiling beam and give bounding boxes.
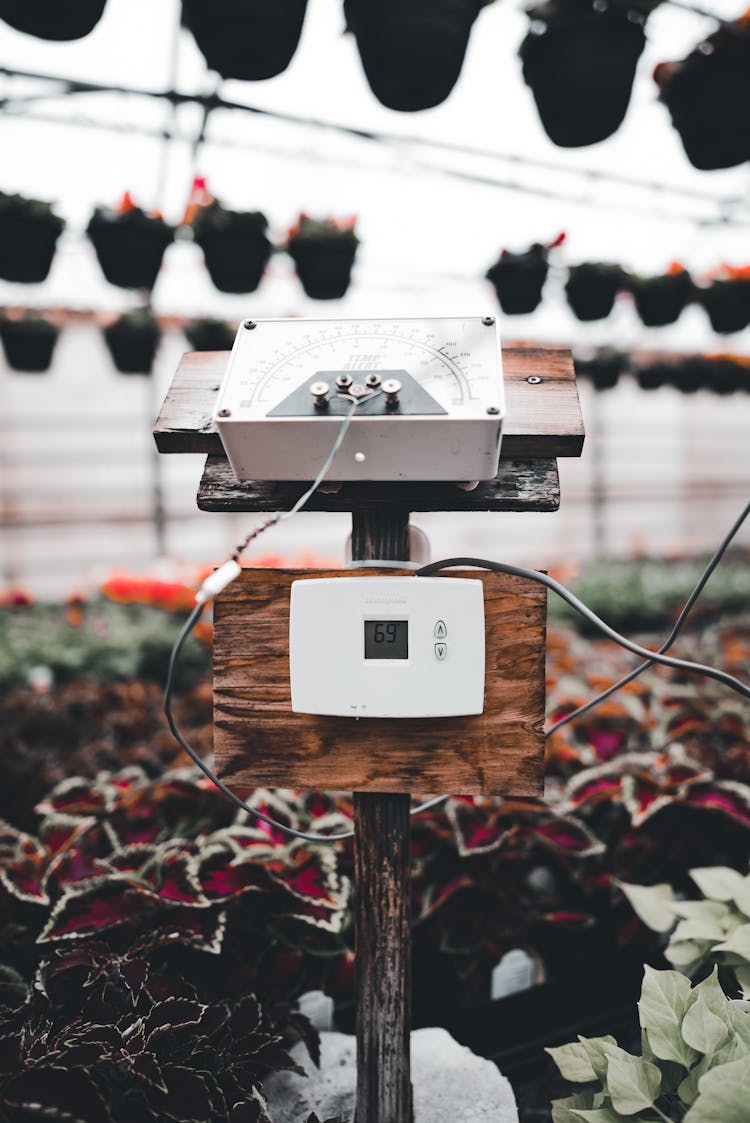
[0,63,746,217]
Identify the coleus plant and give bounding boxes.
[621,867,750,997]
[547,966,750,1122]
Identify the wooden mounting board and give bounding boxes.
[213,568,546,796]
[197,454,559,513]
[154,346,584,460]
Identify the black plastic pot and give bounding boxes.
[486,246,549,315]
[185,319,235,352]
[87,209,174,291]
[287,235,358,300]
[103,315,161,374]
[698,280,750,335]
[628,271,694,328]
[672,357,705,394]
[181,0,308,80]
[344,0,485,111]
[655,27,750,171]
[0,318,59,372]
[707,359,745,396]
[565,264,624,322]
[0,195,64,284]
[634,362,669,392]
[0,0,107,40]
[193,208,272,294]
[520,7,646,147]
[574,349,627,391]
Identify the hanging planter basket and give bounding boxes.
[0,317,59,372]
[627,269,694,328]
[634,361,669,392]
[573,348,627,391]
[654,22,750,171]
[286,216,359,300]
[565,263,624,322]
[103,313,161,375]
[192,205,272,294]
[0,193,65,284]
[520,4,646,147]
[698,280,750,335]
[707,358,745,396]
[0,0,107,40]
[344,0,488,111]
[185,319,235,352]
[485,236,564,315]
[87,197,174,291]
[181,0,308,80]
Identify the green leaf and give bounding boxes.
[681,994,730,1055]
[567,1105,634,1123]
[690,867,745,902]
[671,901,730,924]
[578,1037,622,1082]
[713,922,750,964]
[734,965,750,998]
[664,942,705,969]
[546,1042,599,1083]
[619,882,676,933]
[684,1057,750,1122]
[604,1054,662,1115]
[671,917,726,944]
[730,877,750,920]
[551,1091,597,1123]
[638,967,699,1068]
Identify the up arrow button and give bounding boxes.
[434,620,447,639]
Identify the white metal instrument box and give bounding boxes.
[213,316,504,482]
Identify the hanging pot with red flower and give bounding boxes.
[286,214,359,300]
[87,193,174,292]
[181,0,308,80]
[519,0,649,148]
[0,192,65,284]
[0,0,107,40]
[626,264,694,328]
[697,267,750,335]
[191,194,272,294]
[0,316,60,373]
[654,14,750,171]
[344,0,496,111]
[565,262,625,321]
[485,232,565,315]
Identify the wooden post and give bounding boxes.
[352,510,412,1123]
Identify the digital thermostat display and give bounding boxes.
[364,620,408,660]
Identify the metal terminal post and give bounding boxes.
[336,374,354,392]
[218,408,232,418]
[382,378,402,408]
[311,381,331,409]
[366,373,382,389]
[349,383,369,400]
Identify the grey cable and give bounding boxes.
[547,498,750,735]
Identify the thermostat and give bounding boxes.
[289,576,485,718]
[213,316,504,483]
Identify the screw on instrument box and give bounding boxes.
[310,381,331,409]
[383,378,402,407]
[336,373,354,391]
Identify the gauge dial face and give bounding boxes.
[217,317,503,420]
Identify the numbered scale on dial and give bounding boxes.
[213,316,505,483]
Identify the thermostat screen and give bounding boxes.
[364,620,408,660]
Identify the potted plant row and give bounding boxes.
[103,311,161,374]
[344,0,495,111]
[485,232,565,315]
[520,0,650,148]
[181,0,309,80]
[573,347,628,391]
[0,191,65,284]
[654,12,750,171]
[0,0,107,40]
[0,315,59,372]
[565,262,625,321]
[87,192,175,292]
[696,269,750,335]
[286,213,359,300]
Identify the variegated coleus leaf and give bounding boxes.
[38,877,161,943]
[447,796,603,858]
[0,828,51,904]
[132,907,227,956]
[34,776,112,819]
[265,841,347,912]
[2,1064,110,1123]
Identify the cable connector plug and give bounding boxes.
[195,559,242,604]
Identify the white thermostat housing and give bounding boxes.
[213,316,504,483]
[289,576,485,718]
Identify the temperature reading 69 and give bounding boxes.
[364,619,409,660]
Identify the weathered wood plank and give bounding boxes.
[213,568,547,796]
[154,347,584,459]
[197,454,560,513]
[351,511,412,1123]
